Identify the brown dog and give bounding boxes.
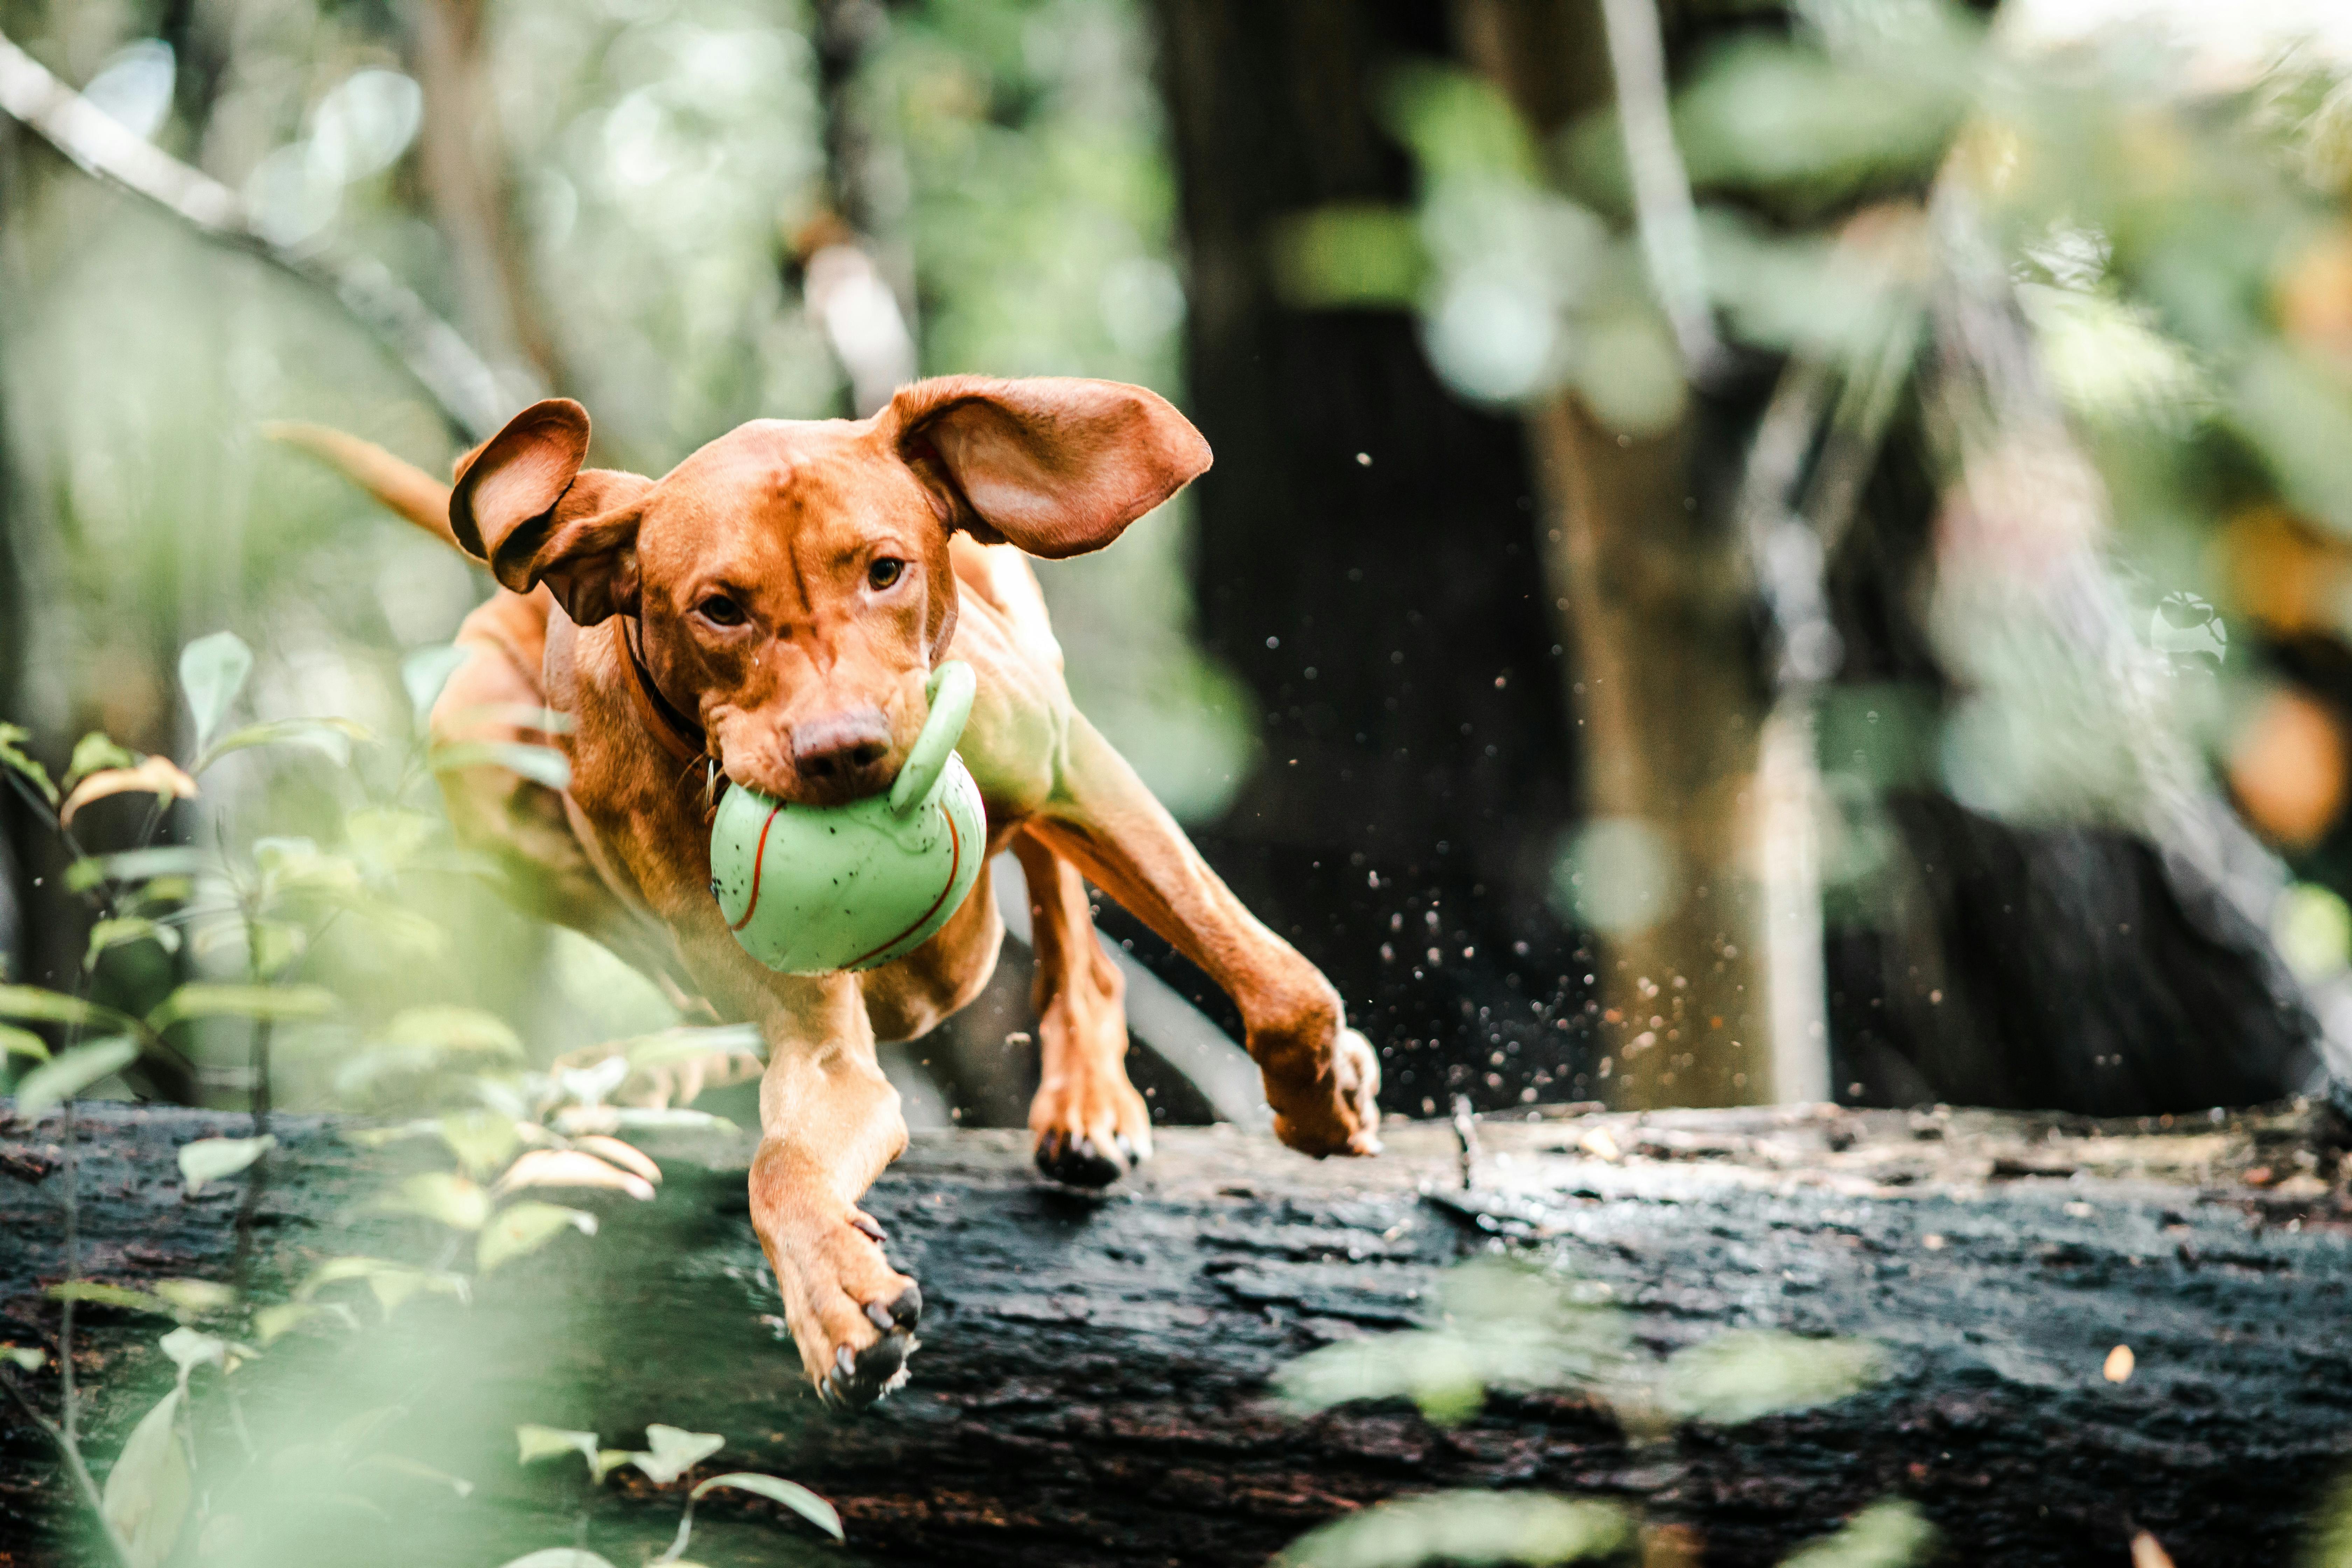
[287,377,1380,1404]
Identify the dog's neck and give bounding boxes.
[614,615,709,769]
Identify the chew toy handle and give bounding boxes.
[888,659,975,817]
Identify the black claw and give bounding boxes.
[849,1213,888,1245]
[1036,1130,1126,1189]
[887,1281,922,1328]
[820,1284,924,1411]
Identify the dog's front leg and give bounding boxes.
[748,973,923,1405]
[682,945,922,1405]
[1025,713,1382,1160]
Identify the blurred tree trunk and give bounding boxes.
[1152,0,1598,1118]
[408,0,563,402]
[0,117,66,997]
[1459,0,1786,1111]
[1153,0,1781,1113]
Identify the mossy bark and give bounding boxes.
[3,1100,2349,1566]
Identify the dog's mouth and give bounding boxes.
[719,754,903,811]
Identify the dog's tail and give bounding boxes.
[265,423,466,555]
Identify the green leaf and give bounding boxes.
[47,1281,176,1316]
[65,732,140,789]
[1673,36,1969,208]
[691,1472,844,1540]
[15,1037,141,1115]
[178,631,254,751]
[353,1452,475,1497]
[385,1005,524,1057]
[1778,1498,1937,1568]
[623,1025,764,1071]
[0,983,118,1029]
[344,807,438,874]
[149,1279,237,1318]
[603,1106,741,1133]
[196,716,371,773]
[0,722,57,806]
[448,701,575,734]
[430,740,572,792]
[1276,1490,1629,1566]
[252,1302,320,1347]
[2233,345,2352,535]
[245,920,308,979]
[158,1326,227,1377]
[557,1055,631,1108]
[373,1171,491,1231]
[335,1008,526,1097]
[401,644,471,726]
[0,1023,49,1062]
[86,918,180,967]
[1660,1331,1884,1426]
[64,846,216,894]
[517,1424,609,1479]
[477,1202,597,1273]
[3,1344,46,1371]
[177,1135,274,1196]
[331,891,447,958]
[437,1109,523,1178]
[148,983,337,1032]
[1272,205,1427,309]
[491,1553,617,1568]
[1274,1260,1630,1426]
[99,1387,190,1568]
[626,1424,724,1485]
[1380,62,1542,185]
[251,836,362,896]
[295,1256,471,1318]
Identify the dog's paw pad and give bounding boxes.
[1035,1128,1132,1189]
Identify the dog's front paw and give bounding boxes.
[1262,1024,1382,1159]
[1029,1062,1154,1189]
[757,1193,923,1409]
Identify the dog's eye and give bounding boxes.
[696,594,747,626]
[868,558,906,591]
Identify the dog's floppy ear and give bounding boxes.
[450,399,652,624]
[884,377,1211,559]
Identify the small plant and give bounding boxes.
[512,1420,843,1566]
[1269,1255,1928,1568]
[0,628,833,1566]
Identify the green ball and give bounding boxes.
[708,662,988,975]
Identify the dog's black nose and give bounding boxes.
[789,708,892,796]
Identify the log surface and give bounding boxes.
[4,1100,2350,1566]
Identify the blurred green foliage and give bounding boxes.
[1270,1256,1919,1568]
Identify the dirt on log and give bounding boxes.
[4,1099,2352,1566]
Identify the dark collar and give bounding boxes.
[615,616,708,768]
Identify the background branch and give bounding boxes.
[0,31,506,442]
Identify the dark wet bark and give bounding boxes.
[5,1100,2350,1566]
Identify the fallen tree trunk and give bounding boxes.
[4,1100,2350,1566]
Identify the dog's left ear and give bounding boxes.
[451,399,653,625]
[883,377,1211,559]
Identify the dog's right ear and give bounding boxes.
[451,399,651,625]
[882,377,1211,559]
